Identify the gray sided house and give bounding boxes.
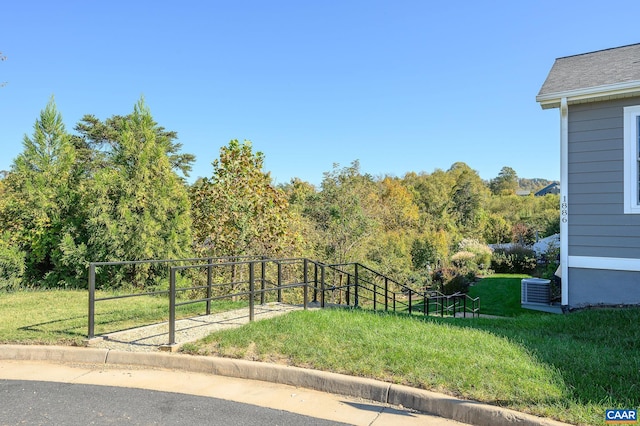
[537,43,640,309]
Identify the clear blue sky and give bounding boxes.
[1,1,639,186]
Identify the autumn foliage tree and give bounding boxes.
[190,140,297,258]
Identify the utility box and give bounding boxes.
[521,278,551,305]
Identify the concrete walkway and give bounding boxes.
[89,302,309,352]
[0,345,570,426]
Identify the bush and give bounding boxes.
[0,234,25,291]
[431,267,471,294]
[456,238,492,272]
[491,245,537,274]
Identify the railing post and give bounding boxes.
[393,292,396,312]
[373,284,377,310]
[346,275,351,306]
[354,264,359,308]
[206,257,213,315]
[169,267,176,345]
[260,257,266,305]
[88,263,96,339]
[408,290,412,314]
[384,277,388,311]
[423,292,427,316]
[440,296,444,317]
[320,264,326,308]
[303,259,308,310]
[313,264,318,303]
[425,294,430,316]
[249,262,255,321]
[277,261,282,303]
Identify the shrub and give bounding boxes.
[456,238,492,271]
[0,234,25,291]
[431,267,471,294]
[491,245,537,274]
[451,251,477,276]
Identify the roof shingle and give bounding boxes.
[538,43,640,97]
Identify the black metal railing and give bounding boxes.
[88,257,481,345]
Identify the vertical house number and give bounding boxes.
[561,196,568,223]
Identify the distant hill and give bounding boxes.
[518,178,558,193]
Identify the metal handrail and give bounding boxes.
[88,257,481,344]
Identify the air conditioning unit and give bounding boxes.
[521,278,551,305]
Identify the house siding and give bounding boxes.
[567,96,640,307]
[568,97,640,257]
[569,268,640,307]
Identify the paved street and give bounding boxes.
[0,360,469,426]
[1,379,347,425]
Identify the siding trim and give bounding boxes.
[569,255,640,272]
[537,80,640,109]
[623,105,640,213]
[560,97,569,306]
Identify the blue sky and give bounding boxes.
[1,1,639,186]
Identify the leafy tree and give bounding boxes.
[511,222,536,245]
[448,162,489,236]
[85,100,193,287]
[280,178,319,258]
[376,176,420,231]
[490,166,519,195]
[483,213,511,244]
[190,140,297,258]
[403,170,455,232]
[303,161,378,264]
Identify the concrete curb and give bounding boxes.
[0,345,570,426]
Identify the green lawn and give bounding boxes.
[0,289,242,345]
[468,273,537,316]
[2,278,639,425]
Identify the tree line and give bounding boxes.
[0,99,559,291]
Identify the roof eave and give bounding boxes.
[536,80,640,110]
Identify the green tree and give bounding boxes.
[73,109,195,178]
[376,176,420,232]
[304,161,378,264]
[483,213,511,244]
[0,97,81,286]
[190,140,297,258]
[490,166,519,195]
[85,100,193,287]
[280,178,319,259]
[403,170,455,232]
[448,162,489,237]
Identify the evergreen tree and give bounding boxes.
[0,97,82,286]
[85,99,193,287]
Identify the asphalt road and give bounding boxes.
[0,379,348,426]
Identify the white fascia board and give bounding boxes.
[568,255,640,272]
[536,80,640,109]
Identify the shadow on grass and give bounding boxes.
[18,315,88,339]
